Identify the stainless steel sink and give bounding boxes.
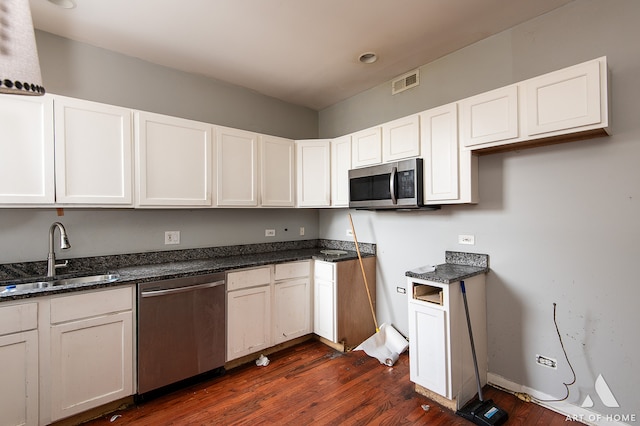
[1,273,119,295]
[52,273,119,286]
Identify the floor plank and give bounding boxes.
[82,339,576,425]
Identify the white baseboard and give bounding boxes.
[487,373,633,426]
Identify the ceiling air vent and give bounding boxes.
[392,69,420,95]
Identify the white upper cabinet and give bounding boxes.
[330,135,351,207]
[54,96,133,205]
[296,139,331,207]
[460,84,519,148]
[216,126,259,207]
[382,114,420,162]
[135,111,213,207]
[260,135,295,207]
[525,57,607,137]
[0,94,55,204]
[420,104,460,203]
[351,126,382,168]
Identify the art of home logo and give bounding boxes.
[581,374,619,408]
[566,374,637,423]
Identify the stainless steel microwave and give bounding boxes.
[349,158,437,210]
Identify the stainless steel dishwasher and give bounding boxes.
[137,272,226,394]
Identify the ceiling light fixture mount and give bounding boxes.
[358,52,378,64]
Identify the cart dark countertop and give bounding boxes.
[405,251,489,284]
[0,240,374,302]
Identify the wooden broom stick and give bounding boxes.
[348,213,379,333]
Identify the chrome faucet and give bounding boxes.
[47,222,71,277]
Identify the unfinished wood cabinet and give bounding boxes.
[314,258,377,350]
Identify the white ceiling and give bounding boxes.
[30,0,574,110]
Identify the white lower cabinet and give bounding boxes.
[227,261,311,361]
[407,275,486,409]
[48,287,134,422]
[273,262,311,344]
[314,258,377,350]
[0,302,39,426]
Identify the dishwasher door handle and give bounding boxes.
[141,280,225,298]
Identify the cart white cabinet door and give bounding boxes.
[227,285,272,361]
[217,126,259,206]
[273,278,311,344]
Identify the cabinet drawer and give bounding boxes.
[274,261,310,281]
[50,286,133,324]
[314,261,335,281]
[227,266,271,291]
[0,302,38,335]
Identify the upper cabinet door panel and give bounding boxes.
[460,85,519,148]
[330,135,351,207]
[526,58,604,136]
[260,135,295,207]
[420,103,459,202]
[351,126,382,168]
[135,111,213,207]
[216,126,259,207]
[296,140,331,207]
[54,96,133,205]
[382,114,420,162]
[0,94,55,204]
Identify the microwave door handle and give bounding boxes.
[390,166,397,204]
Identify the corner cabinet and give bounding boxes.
[0,302,39,426]
[0,94,55,204]
[135,111,213,207]
[407,275,486,410]
[216,126,259,207]
[54,96,134,206]
[260,135,295,207]
[296,139,331,207]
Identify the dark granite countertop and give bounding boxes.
[405,251,489,284]
[0,240,374,302]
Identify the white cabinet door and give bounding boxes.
[382,114,420,162]
[273,278,311,344]
[408,302,448,397]
[313,277,336,342]
[460,85,519,148]
[227,285,271,361]
[351,126,382,168]
[296,139,331,207]
[50,311,133,421]
[260,135,295,207]
[0,330,39,426]
[420,104,459,203]
[526,58,604,136]
[54,96,133,205]
[330,136,351,207]
[0,94,54,204]
[135,111,213,206]
[217,126,259,206]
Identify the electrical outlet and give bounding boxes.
[164,231,180,245]
[346,229,353,237]
[265,229,276,237]
[299,227,305,236]
[396,286,406,294]
[458,234,475,245]
[536,354,557,369]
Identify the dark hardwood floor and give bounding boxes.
[83,339,574,425]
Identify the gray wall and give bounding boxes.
[0,32,320,265]
[320,0,639,419]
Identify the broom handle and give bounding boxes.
[348,213,379,332]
